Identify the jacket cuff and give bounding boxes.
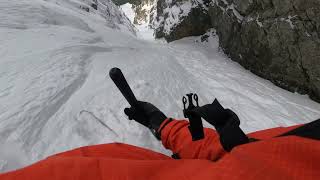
[157,118,173,134]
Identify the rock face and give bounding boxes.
[151,0,212,42]
[208,0,320,102]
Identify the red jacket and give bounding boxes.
[0,119,319,179]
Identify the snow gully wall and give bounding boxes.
[208,0,320,102]
[153,0,320,102]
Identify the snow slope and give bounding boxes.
[1,0,320,173]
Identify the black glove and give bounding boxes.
[190,99,249,151]
[124,101,167,139]
[190,99,232,132]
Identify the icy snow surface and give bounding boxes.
[120,3,135,23]
[1,0,320,173]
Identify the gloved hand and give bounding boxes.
[124,101,167,138]
[190,99,249,151]
[189,99,235,132]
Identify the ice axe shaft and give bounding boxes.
[109,67,138,108]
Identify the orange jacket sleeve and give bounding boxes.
[159,119,227,161]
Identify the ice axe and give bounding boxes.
[109,67,162,139]
[109,67,139,108]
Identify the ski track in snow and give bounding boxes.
[0,0,320,173]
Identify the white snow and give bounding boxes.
[0,0,320,174]
[280,15,297,29]
[256,15,263,27]
[286,15,296,29]
[135,2,155,40]
[305,32,311,37]
[120,3,135,23]
[0,141,28,172]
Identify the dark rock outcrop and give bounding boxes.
[91,0,98,10]
[208,0,320,102]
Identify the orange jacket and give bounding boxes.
[0,119,319,180]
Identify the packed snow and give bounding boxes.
[1,0,320,173]
[120,3,136,23]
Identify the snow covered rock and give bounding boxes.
[208,0,320,102]
[150,0,212,42]
[113,0,154,26]
[133,0,154,25]
[43,0,136,34]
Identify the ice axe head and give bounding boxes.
[109,67,138,108]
